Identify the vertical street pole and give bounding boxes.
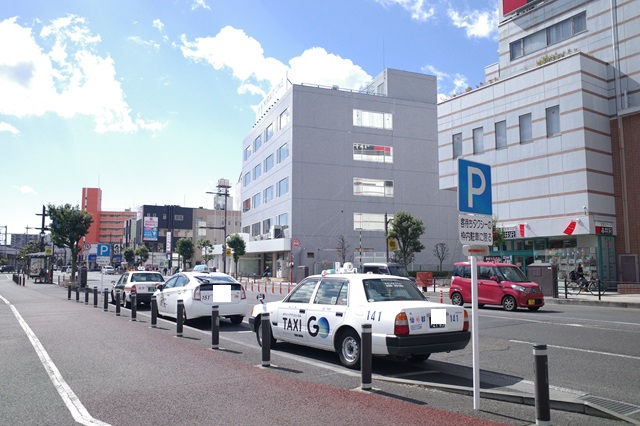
[471,254,480,410]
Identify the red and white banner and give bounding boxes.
[563,221,577,235]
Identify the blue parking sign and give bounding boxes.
[458,159,492,215]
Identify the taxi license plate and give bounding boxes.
[429,318,445,329]
[527,299,536,305]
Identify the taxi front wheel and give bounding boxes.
[337,329,361,369]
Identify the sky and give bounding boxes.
[0,0,500,243]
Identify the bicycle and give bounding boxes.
[566,272,606,296]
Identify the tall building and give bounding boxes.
[438,0,639,284]
[240,69,461,278]
[81,188,136,245]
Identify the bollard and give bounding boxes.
[251,280,254,292]
[103,288,109,312]
[533,344,551,426]
[75,286,80,302]
[261,312,271,367]
[271,280,274,294]
[211,305,220,349]
[131,293,137,321]
[361,324,372,390]
[93,287,98,308]
[150,295,158,328]
[84,287,89,305]
[115,291,121,316]
[439,289,443,303]
[176,299,184,337]
[279,282,282,294]
[68,285,72,300]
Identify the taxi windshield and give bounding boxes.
[363,278,425,302]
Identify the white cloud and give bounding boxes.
[0,121,19,134]
[376,0,436,21]
[191,0,211,11]
[128,36,160,51]
[448,7,498,39]
[13,185,36,195]
[152,19,165,32]
[0,16,164,134]
[180,26,371,98]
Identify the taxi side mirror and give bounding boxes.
[257,293,266,303]
[156,284,165,291]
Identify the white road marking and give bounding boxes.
[509,339,640,361]
[0,295,111,426]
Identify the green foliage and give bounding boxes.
[48,203,93,280]
[388,211,425,267]
[492,215,505,249]
[122,247,135,264]
[197,239,214,265]
[226,234,246,276]
[135,245,150,263]
[18,242,40,266]
[176,238,194,269]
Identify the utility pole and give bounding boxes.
[36,205,49,252]
[206,178,231,274]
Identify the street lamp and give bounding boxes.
[384,212,393,263]
[206,178,231,274]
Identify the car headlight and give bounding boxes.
[511,284,526,292]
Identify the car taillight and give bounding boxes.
[394,312,409,336]
[193,285,201,300]
[241,286,246,300]
[463,310,469,332]
[130,285,136,294]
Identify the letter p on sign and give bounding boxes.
[458,159,492,216]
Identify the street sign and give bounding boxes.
[96,244,111,265]
[387,237,398,251]
[458,159,492,215]
[459,213,493,245]
[462,245,490,257]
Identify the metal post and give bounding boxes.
[84,287,89,305]
[533,344,551,426]
[75,285,80,302]
[361,324,372,390]
[103,288,109,312]
[151,295,157,328]
[261,312,271,367]
[211,305,219,349]
[68,285,72,300]
[176,299,184,337]
[115,290,121,316]
[131,293,137,321]
[93,286,98,307]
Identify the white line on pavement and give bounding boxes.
[509,339,640,361]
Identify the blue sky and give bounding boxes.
[0,0,499,241]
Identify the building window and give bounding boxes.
[495,121,507,149]
[251,222,261,237]
[253,164,262,180]
[253,135,262,152]
[243,198,251,213]
[252,193,261,208]
[264,154,274,173]
[353,212,390,232]
[473,127,484,154]
[243,146,251,161]
[277,177,289,197]
[242,226,250,234]
[263,186,274,204]
[265,123,273,142]
[546,105,560,137]
[519,113,532,143]
[453,133,462,159]
[279,108,290,130]
[277,142,289,163]
[276,213,288,226]
[353,178,394,197]
[243,172,251,187]
[353,109,393,130]
[262,218,271,234]
[511,12,587,60]
[353,144,393,163]
[174,215,184,221]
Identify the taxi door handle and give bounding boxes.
[336,312,343,317]
[299,309,306,314]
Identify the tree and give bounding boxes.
[433,242,450,271]
[197,239,214,265]
[492,215,505,250]
[176,238,194,270]
[135,245,149,265]
[226,233,246,277]
[122,247,135,267]
[388,211,425,267]
[48,203,93,282]
[335,235,353,264]
[18,241,40,272]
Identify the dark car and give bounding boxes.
[0,265,15,273]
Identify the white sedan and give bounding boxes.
[250,272,470,369]
[154,272,248,324]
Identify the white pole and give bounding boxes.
[471,254,480,410]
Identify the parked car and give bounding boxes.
[153,272,247,324]
[102,265,115,275]
[0,265,15,273]
[362,262,415,282]
[192,264,210,273]
[111,271,165,308]
[449,262,545,311]
[249,269,470,369]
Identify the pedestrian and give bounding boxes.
[163,266,168,276]
[263,265,271,278]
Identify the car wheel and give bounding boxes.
[451,292,464,306]
[255,317,277,348]
[527,306,540,311]
[502,295,517,311]
[407,353,431,363]
[337,329,361,369]
[229,315,243,325]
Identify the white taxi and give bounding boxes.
[249,269,470,369]
[111,271,165,308]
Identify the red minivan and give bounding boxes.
[449,262,544,311]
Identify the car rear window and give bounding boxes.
[363,278,425,302]
[131,273,164,282]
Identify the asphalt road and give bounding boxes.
[1,272,636,425]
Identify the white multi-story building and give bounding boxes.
[438,0,640,285]
[239,69,461,279]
